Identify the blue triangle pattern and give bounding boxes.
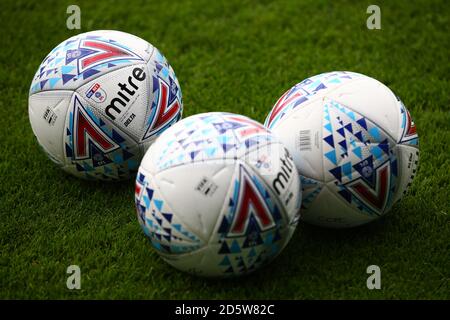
[338,140,348,152]
[325,150,337,165]
[378,139,390,155]
[342,162,352,179]
[357,118,368,130]
[154,199,163,211]
[352,146,362,159]
[329,166,342,182]
[369,127,381,141]
[219,241,231,254]
[230,240,241,253]
[324,135,334,148]
[344,123,353,133]
[62,74,76,84]
[347,111,356,120]
[370,145,383,160]
[219,256,231,266]
[162,213,172,223]
[338,189,352,203]
[354,131,364,142]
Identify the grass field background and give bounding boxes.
[0,0,449,299]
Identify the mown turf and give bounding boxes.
[0,0,449,299]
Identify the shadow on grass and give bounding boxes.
[174,216,393,294]
[43,161,136,198]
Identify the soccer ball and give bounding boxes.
[265,71,419,228]
[28,30,182,180]
[135,112,301,276]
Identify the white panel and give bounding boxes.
[393,144,419,204]
[153,161,235,241]
[271,102,325,182]
[28,90,73,165]
[327,77,402,142]
[301,183,375,228]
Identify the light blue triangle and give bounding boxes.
[63,42,77,50]
[54,57,64,65]
[127,160,137,169]
[219,256,231,266]
[342,162,352,179]
[61,66,75,74]
[352,146,362,159]
[202,128,213,135]
[230,240,241,253]
[217,135,228,144]
[329,78,341,84]
[325,150,337,165]
[48,78,60,88]
[114,154,123,164]
[370,145,383,160]
[86,107,100,124]
[265,232,273,245]
[152,242,161,250]
[206,147,216,157]
[31,83,40,93]
[154,199,163,211]
[173,224,182,231]
[347,111,356,120]
[143,195,150,207]
[83,163,94,171]
[324,123,332,133]
[368,127,381,141]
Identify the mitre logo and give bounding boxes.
[105,67,146,120]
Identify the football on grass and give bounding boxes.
[135,112,301,276]
[265,71,419,228]
[28,30,182,180]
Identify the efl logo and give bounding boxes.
[86,83,107,103]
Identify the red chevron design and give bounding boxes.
[224,115,269,138]
[405,110,417,137]
[152,79,181,132]
[229,165,276,236]
[81,40,135,69]
[266,88,305,127]
[73,96,118,159]
[346,161,390,214]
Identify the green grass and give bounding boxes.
[0,0,449,299]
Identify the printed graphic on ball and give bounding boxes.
[28,30,183,180]
[135,113,301,277]
[265,71,419,228]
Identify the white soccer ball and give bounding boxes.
[135,112,301,277]
[265,71,419,228]
[29,30,183,180]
